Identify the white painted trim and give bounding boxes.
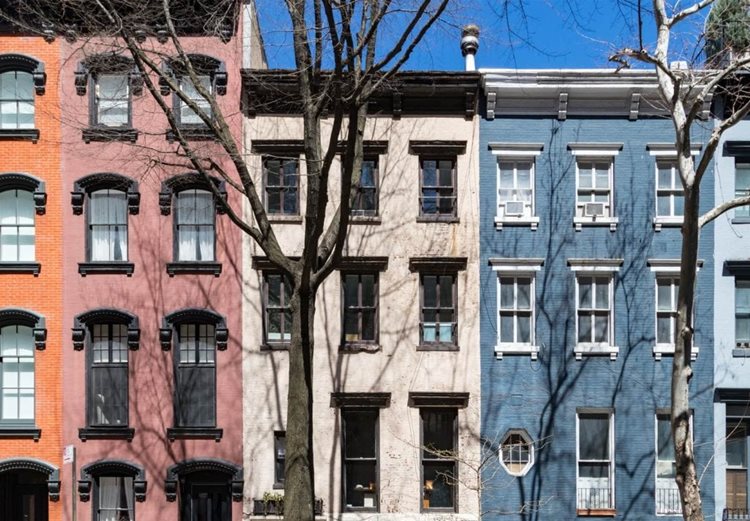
[499,428,535,477]
[495,158,537,226]
[576,411,616,510]
[647,259,704,273]
[494,216,540,231]
[568,143,623,156]
[489,142,544,156]
[647,143,703,156]
[489,258,544,272]
[568,259,623,272]
[496,273,538,360]
[573,272,617,360]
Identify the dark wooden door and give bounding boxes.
[183,482,230,521]
[15,484,48,521]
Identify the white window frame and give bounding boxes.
[569,259,622,360]
[576,410,615,514]
[737,281,750,349]
[0,189,35,262]
[654,412,692,516]
[734,161,750,220]
[647,143,701,231]
[499,428,535,477]
[489,143,543,230]
[568,143,621,231]
[647,259,700,361]
[490,258,543,360]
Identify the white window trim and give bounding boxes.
[568,144,622,232]
[490,258,543,360]
[489,143,543,230]
[499,428,535,477]
[569,259,622,361]
[576,409,615,513]
[654,412,692,517]
[647,260,701,361]
[647,144,701,231]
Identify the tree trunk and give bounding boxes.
[284,284,316,521]
[673,184,703,521]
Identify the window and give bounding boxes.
[0,325,34,423]
[175,189,215,262]
[576,276,612,345]
[0,189,34,262]
[263,157,299,216]
[500,429,534,476]
[93,73,129,127]
[177,74,212,126]
[656,277,679,348]
[419,157,456,218]
[274,431,286,487]
[175,323,216,428]
[656,414,681,515]
[421,409,456,512]
[576,159,613,219]
[96,476,134,521]
[726,405,750,512]
[656,160,684,219]
[88,324,129,427]
[343,409,378,511]
[497,159,534,219]
[498,276,533,346]
[89,189,128,262]
[342,273,378,347]
[263,273,292,347]
[736,163,750,219]
[420,274,456,347]
[577,411,614,513]
[737,282,750,348]
[0,70,34,129]
[352,157,378,217]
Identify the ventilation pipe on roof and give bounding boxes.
[461,24,480,71]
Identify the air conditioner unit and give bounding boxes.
[504,201,525,216]
[583,202,605,218]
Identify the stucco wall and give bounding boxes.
[478,115,715,520]
[242,115,481,519]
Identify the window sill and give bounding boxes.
[416,215,459,224]
[82,127,138,143]
[0,262,40,275]
[577,508,616,517]
[0,426,41,440]
[494,216,539,231]
[732,347,750,358]
[350,215,381,224]
[340,343,381,353]
[573,216,618,232]
[654,344,699,361]
[79,426,135,441]
[166,126,216,142]
[574,343,619,361]
[267,214,303,224]
[272,482,285,490]
[79,262,134,276]
[417,343,459,352]
[653,217,683,231]
[167,427,223,441]
[260,343,290,351]
[495,344,539,361]
[166,262,222,277]
[0,128,39,143]
[732,217,750,224]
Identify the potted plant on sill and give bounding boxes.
[252,492,324,516]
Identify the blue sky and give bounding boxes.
[255,0,711,71]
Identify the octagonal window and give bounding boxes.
[500,429,534,476]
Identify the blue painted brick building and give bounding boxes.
[478,69,714,520]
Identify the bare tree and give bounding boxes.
[610,1,750,519]
[0,1,452,519]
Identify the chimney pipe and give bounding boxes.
[461,24,480,71]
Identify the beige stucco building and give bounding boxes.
[241,72,482,520]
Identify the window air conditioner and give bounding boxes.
[583,202,605,217]
[504,201,525,216]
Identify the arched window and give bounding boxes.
[72,173,139,276]
[160,54,226,130]
[0,54,46,137]
[160,174,226,276]
[0,308,46,433]
[73,309,139,441]
[161,309,227,440]
[78,459,147,520]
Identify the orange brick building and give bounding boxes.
[0,30,63,521]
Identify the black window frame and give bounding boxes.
[262,156,300,216]
[342,408,379,512]
[87,188,129,263]
[352,155,379,218]
[420,408,458,513]
[0,53,46,142]
[161,309,228,441]
[261,272,293,350]
[341,271,379,349]
[418,156,457,220]
[0,187,36,263]
[174,188,217,262]
[419,273,457,349]
[273,431,286,488]
[78,459,147,515]
[162,54,227,133]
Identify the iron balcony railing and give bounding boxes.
[655,485,682,515]
[724,509,750,521]
[577,483,613,510]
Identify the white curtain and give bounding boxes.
[178,190,214,261]
[90,191,127,261]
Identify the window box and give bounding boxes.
[166,261,222,277]
[78,262,134,276]
[252,497,324,516]
[78,426,134,441]
[0,262,40,275]
[82,127,138,143]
